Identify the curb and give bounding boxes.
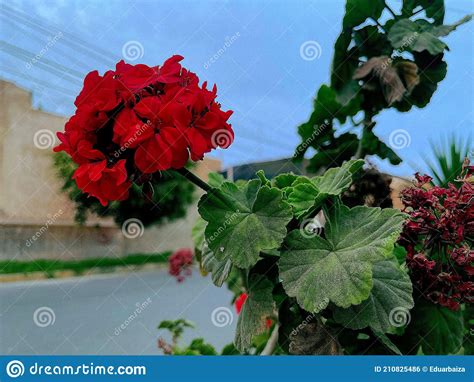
[0,262,168,283]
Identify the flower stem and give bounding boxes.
[175,167,212,193]
[261,324,279,356]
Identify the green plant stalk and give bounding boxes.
[175,167,213,192]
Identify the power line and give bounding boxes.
[0,6,282,157]
[0,65,76,97]
[0,15,92,71]
[0,41,83,84]
[1,4,119,66]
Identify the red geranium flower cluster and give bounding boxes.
[169,248,194,282]
[54,56,233,206]
[398,170,473,310]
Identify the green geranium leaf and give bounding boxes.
[191,217,206,254]
[406,299,464,355]
[287,160,364,218]
[207,172,226,187]
[201,243,232,287]
[273,173,299,190]
[333,256,414,332]
[256,170,271,186]
[198,179,293,268]
[388,16,472,55]
[279,202,405,313]
[341,158,364,175]
[343,0,385,28]
[373,331,402,355]
[235,275,275,352]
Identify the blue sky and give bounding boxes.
[1,0,473,176]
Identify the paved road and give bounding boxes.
[0,269,236,355]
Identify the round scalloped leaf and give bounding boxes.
[198,179,293,268]
[234,275,275,352]
[279,203,405,313]
[333,256,414,332]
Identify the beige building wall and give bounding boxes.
[0,80,220,261]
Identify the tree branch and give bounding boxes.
[384,2,398,18]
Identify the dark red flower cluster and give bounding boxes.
[169,248,194,282]
[54,56,233,205]
[399,171,473,310]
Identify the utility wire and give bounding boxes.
[0,65,76,97]
[1,4,118,66]
[0,15,92,71]
[0,41,83,84]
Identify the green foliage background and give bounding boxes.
[294,0,472,173]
